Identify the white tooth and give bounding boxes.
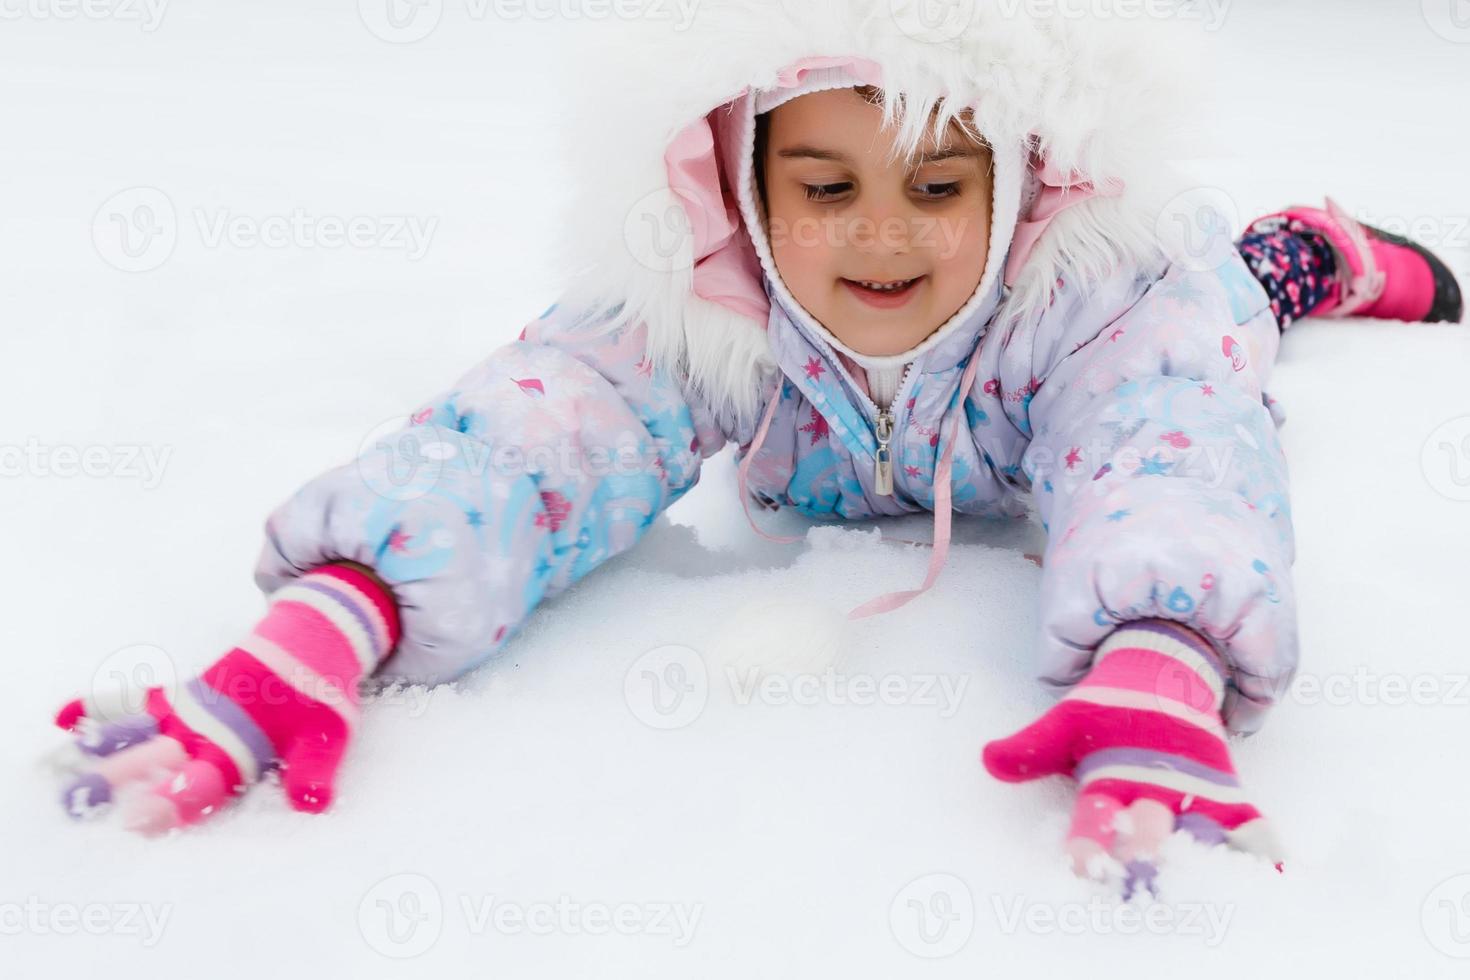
[854,278,913,292]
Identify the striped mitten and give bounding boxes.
[54,562,400,833]
[982,619,1282,896]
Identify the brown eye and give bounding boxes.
[914,182,962,199]
[803,182,853,201]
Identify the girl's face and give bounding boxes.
[759,87,993,357]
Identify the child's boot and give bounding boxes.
[1243,196,1463,325]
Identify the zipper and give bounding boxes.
[874,407,895,495]
[780,303,918,498]
[864,361,915,497]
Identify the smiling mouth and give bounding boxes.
[840,275,925,307]
[845,277,922,293]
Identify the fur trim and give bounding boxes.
[546,0,1216,427]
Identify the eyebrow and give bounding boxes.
[774,144,985,165]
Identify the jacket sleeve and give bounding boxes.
[252,302,728,685]
[1017,257,1296,734]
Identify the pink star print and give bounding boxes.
[1064,447,1082,470]
[804,357,826,381]
[387,529,413,553]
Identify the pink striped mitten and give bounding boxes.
[983,619,1283,896]
[54,562,400,833]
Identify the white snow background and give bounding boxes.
[3,1,1470,976]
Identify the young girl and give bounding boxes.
[50,5,1461,894]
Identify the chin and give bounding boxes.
[847,322,932,357]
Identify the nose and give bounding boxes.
[848,191,915,257]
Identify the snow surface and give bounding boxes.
[4,2,1470,976]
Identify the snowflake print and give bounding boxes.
[798,408,830,446]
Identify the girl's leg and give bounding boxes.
[54,561,401,832]
[1236,221,1340,329]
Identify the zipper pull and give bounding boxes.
[874,409,894,496]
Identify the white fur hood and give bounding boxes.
[545,0,1215,430]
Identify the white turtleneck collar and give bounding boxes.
[863,362,905,409]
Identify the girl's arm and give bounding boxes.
[52,304,723,830]
[980,255,1293,888]
[1016,256,1295,735]
[253,302,727,686]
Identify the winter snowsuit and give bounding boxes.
[253,4,1297,735]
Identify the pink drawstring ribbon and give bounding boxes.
[736,350,985,620]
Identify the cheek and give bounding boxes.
[933,205,990,281]
[771,222,837,289]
